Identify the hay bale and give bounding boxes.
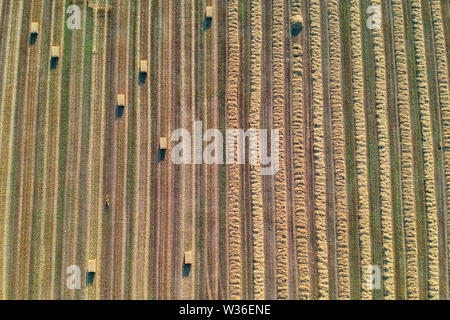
[30,22,39,34]
[139,60,148,74]
[205,6,213,19]
[184,251,193,265]
[117,94,125,106]
[51,46,60,58]
[291,15,303,35]
[160,137,168,150]
[87,259,96,273]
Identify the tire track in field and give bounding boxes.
[47,0,70,298]
[52,0,75,298]
[154,0,170,299]
[261,0,276,299]
[180,0,194,300]
[148,0,159,299]
[29,0,54,299]
[409,0,440,298]
[430,0,450,296]
[0,0,13,298]
[85,3,106,299]
[0,0,11,113]
[75,1,94,300]
[206,0,221,299]
[401,0,429,298]
[382,0,408,299]
[35,0,59,299]
[112,0,130,299]
[60,2,88,300]
[300,0,319,299]
[282,0,297,299]
[101,0,119,299]
[93,3,109,300]
[131,0,148,300]
[13,0,41,299]
[391,0,420,299]
[237,0,253,300]
[124,0,139,299]
[193,0,205,299]
[168,0,180,299]
[0,0,24,299]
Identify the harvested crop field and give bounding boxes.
[0,0,449,300]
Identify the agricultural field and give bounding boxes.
[0,0,448,300]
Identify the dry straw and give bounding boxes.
[249,0,265,299]
[290,1,311,300]
[350,0,372,300]
[328,0,350,299]
[410,0,439,299]
[392,0,419,299]
[310,0,329,299]
[226,0,242,299]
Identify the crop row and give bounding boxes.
[372,0,395,299]
[272,0,289,299]
[410,0,440,299]
[290,1,311,300]
[309,0,329,299]
[391,0,420,299]
[430,0,450,275]
[328,0,350,299]
[0,0,23,299]
[226,0,242,299]
[249,0,265,299]
[349,0,372,299]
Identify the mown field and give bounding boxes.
[0,0,448,299]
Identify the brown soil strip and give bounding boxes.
[148,0,159,299]
[401,0,428,298]
[282,0,298,300]
[112,0,130,299]
[2,1,26,298]
[168,0,181,299]
[260,0,276,299]
[237,0,253,300]
[132,0,148,300]
[382,0,407,299]
[0,1,20,298]
[101,0,119,299]
[60,3,87,300]
[179,0,194,300]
